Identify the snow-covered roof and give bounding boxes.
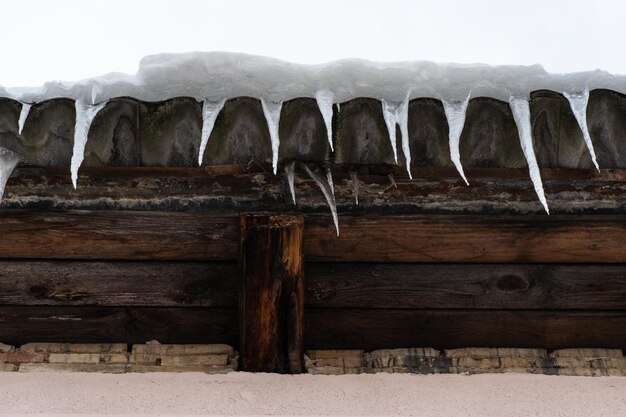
[2,52,626,222]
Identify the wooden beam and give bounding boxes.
[0,261,237,307]
[0,306,237,346]
[0,210,625,263]
[304,215,626,263]
[239,213,304,373]
[0,210,238,261]
[305,309,626,351]
[305,263,626,309]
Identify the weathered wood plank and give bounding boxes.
[239,214,304,373]
[4,165,626,215]
[305,309,626,350]
[1,210,625,263]
[0,261,238,307]
[0,210,238,261]
[305,263,626,309]
[0,306,237,346]
[304,215,626,263]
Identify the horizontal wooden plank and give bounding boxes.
[1,210,625,262]
[0,306,237,346]
[304,215,626,263]
[305,309,626,351]
[0,210,238,261]
[305,263,626,309]
[3,261,625,310]
[0,261,237,307]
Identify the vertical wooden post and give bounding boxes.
[239,213,304,373]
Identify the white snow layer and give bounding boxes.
[509,97,550,214]
[198,98,226,166]
[0,147,20,201]
[564,89,600,170]
[71,100,107,188]
[5,52,626,104]
[442,96,471,185]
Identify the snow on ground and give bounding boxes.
[0,372,624,416]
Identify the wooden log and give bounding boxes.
[1,210,626,263]
[0,210,238,261]
[304,214,626,263]
[239,213,304,373]
[0,261,237,307]
[305,309,626,351]
[4,165,626,215]
[305,263,626,310]
[0,306,237,346]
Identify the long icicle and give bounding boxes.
[18,103,31,135]
[443,95,470,185]
[381,99,399,164]
[509,96,550,214]
[315,90,335,152]
[0,147,20,202]
[285,161,296,205]
[564,89,599,170]
[198,98,226,166]
[261,99,283,174]
[301,163,339,236]
[71,100,107,189]
[397,97,411,178]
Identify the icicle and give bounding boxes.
[261,99,283,175]
[18,103,31,135]
[301,163,339,236]
[336,103,341,113]
[382,98,412,177]
[509,96,550,214]
[0,147,20,201]
[350,171,359,205]
[325,167,335,197]
[388,173,397,188]
[381,99,399,164]
[315,90,335,152]
[71,100,107,189]
[285,161,296,205]
[442,96,470,185]
[564,89,599,171]
[198,98,226,166]
[397,98,411,178]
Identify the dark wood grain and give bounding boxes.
[304,215,626,263]
[0,261,237,307]
[305,309,626,350]
[239,214,304,373]
[1,210,625,263]
[0,306,237,346]
[0,210,238,261]
[305,263,626,309]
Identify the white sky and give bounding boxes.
[1,0,625,87]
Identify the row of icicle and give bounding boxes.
[0,89,600,234]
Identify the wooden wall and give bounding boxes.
[1,165,625,350]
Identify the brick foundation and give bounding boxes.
[0,341,238,374]
[2,342,624,375]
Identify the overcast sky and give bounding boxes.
[1,0,624,87]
